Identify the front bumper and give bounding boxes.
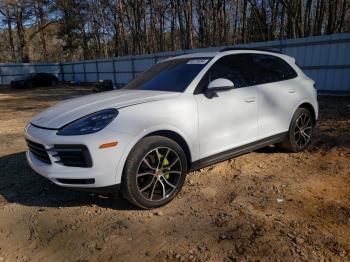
[25,124,133,189]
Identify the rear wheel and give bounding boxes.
[122,136,187,209]
[280,108,314,152]
[51,79,58,86]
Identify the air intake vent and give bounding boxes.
[26,139,51,164]
[56,178,95,184]
[51,145,92,168]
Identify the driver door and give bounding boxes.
[194,54,258,159]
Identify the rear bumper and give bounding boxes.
[25,123,133,189]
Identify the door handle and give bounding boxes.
[245,97,256,102]
[288,89,297,93]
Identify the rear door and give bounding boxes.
[248,54,300,139]
[195,54,258,159]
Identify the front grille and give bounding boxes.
[26,139,51,164]
[51,145,92,168]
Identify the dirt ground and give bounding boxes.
[0,85,349,262]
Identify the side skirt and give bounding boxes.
[189,132,287,172]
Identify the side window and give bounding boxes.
[195,54,253,93]
[249,54,297,85]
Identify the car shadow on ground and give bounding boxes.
[0,152,138,210]
[254,144,284,154]
[1,122,348,211]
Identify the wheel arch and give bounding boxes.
[115,127,194,185]
[298,102,317,125]
[144,130,192,170]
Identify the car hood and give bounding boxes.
[31,89,180,129]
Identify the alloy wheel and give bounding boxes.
[136,147,182,202]
[294,112,312,148]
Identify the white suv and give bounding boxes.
[25,49,318,209]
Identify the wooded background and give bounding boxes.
[0,0,349,63]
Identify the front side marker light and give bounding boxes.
[99,141,118,149]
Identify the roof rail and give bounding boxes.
[220,47,281,54]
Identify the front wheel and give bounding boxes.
[122,136,187,209]
[279,108,314,152]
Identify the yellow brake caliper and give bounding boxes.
[163,157,170,179]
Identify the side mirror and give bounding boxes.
[207,78,234,91]
[205,78,234,98]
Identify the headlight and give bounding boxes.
[57,109,118,136]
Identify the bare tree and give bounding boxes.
[0,0,17,61]
[0,0,349,62]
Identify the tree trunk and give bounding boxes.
[184,0,193,49]
[177,0,186,49]
[337,0,348,32]
[13,2,29,62]
[3,1,16,61]
[170,0,176,50]
[232,0,239,44]
[35,2,48,61]
[241,0,248,43]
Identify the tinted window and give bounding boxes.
[123,58,210,92]
[249,54,297,84]
[195,54,253,93]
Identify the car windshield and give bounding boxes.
[123,58,210,92]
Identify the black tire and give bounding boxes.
[279,108,314,152]
[122,136,187,209]
[51,79,58,86]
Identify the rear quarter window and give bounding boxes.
[249,54,298,85]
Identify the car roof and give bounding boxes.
[164,49,291,62]
[166,52,219,60]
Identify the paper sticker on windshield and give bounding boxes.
[187,59,209,65]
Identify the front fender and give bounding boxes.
[114,124,198,185]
